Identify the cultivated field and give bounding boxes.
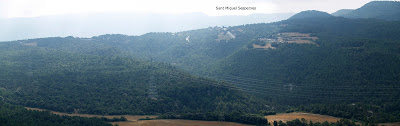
[252,43,275,49]
[25,107,156,121]
[378,122,400,126]
[278,32,318,45]
[21,42,38,46]
[265,112,341,124]
[266,112,400,126]
[253,32,318,50]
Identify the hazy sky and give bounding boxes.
[0,0,376,18]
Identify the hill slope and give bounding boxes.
[3,9,400,123]
[289,10,334,20]
[0,101,112,126]
[340,1,400,21]
[214,15,400,123]
[0,42,267,115]
[331,9,354,16]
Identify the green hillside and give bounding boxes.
[288,10,334,20]
[1,2,400,124]
[331,9,354,16]
[340,1,400,21]
[0,101,112,126]
[215,14,400,123]
[0,42,267,116]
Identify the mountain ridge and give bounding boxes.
[339,1,400,21]
[331,9,354,16]
[0,12,294,42]
[288,10,334,20]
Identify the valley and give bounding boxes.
[0,1,400,126]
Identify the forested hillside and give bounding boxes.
[0,42,267,116]
[338,1,400,21]
[288,10,333,20]
[331,9,354,16]
[215,11,400,123]
[0,101,112,126]
[1,1,400,124]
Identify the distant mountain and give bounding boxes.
[0,12,294,42]
[340,1,400,21]
[288,10,333,20]
[331,9,354,16]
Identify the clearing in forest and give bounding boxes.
[277,32,318,45]
[25,107,156,121]
[252,43,275,49]
[253,32,318,49]
[216,31,236,41]
[21,42,38,47]
[265,112,341,124]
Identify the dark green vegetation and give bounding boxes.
[288,10,333,20]
[100,117,127,122]
[337,1,400,21]
[158,111,269,125]
[0,1,399,125]
[158,113,360,126]
[273,118,360,126]
[0,42,265,115]
[0,101,112,126]
[331,9,354,17]
[215,11,400,123]
[298,103,400,124]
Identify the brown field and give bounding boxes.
[22,42,38,47]
[26,107,399,126]
[112,119,251,126]
[379,122,400,126]
[25,107,249,126]
[25,107,156,121]
[266,112,400,126]
[278,32,319,45]
[265,112,341,124]
[252,43,275,49]
[279,32,311,37]
[293,37,319,41]
[287,40,316,44]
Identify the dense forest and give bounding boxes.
[0,42,267,115]
[338,1,400,21]
[274,118,360,126]
[0,1,400,125]
[0,101,112,126]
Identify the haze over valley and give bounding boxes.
[0,0,400,126]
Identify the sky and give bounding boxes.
[0,0,377,18]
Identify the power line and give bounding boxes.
[164,73,400,101]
